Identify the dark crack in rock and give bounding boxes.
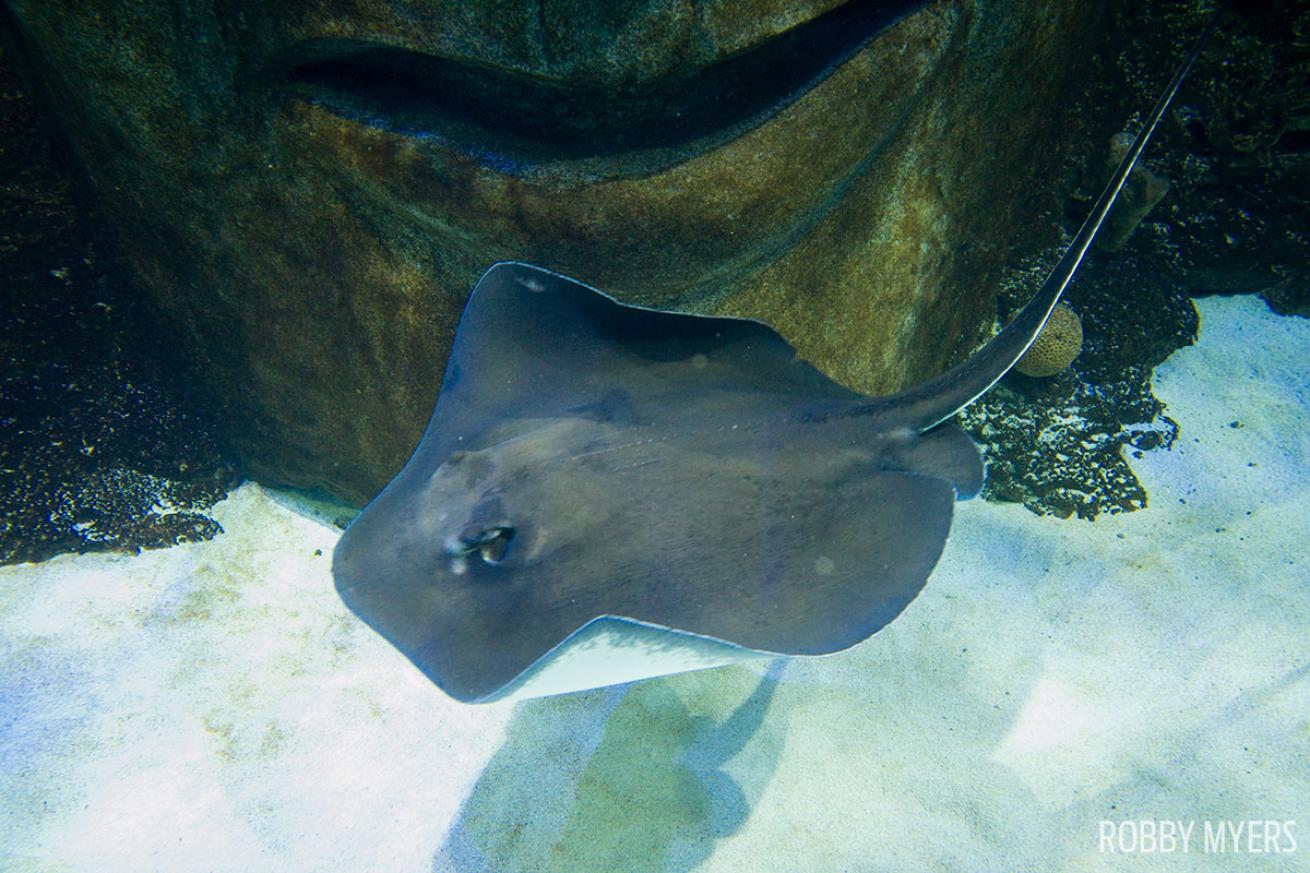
[0,48,236,565]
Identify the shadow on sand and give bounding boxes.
[435,661,787,872]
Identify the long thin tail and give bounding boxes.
[858,3,1228,433]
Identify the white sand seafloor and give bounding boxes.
[2,294,1307,872]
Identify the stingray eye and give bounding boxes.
[448,525,516,566]
[477,527,515,564]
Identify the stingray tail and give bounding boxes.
[863,3,1228,433]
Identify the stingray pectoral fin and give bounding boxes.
[684,468,957,656]
[511,465,956,690]
[884,422,985,499]
[420,261,862,460]
[482,460,962,701]
[335,459,956,702]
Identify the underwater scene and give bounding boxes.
[1,0,1307,870]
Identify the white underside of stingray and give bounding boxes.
[485,618,772,702]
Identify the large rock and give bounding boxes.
[2,0,1101,504]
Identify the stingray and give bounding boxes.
[332,15,1223,703]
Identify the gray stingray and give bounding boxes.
[333,16,1222,703]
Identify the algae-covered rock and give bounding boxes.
[1,0,1103,503]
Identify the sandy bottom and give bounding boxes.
[2,295,1307,872]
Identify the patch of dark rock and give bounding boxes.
[0,48,236,565]
[1109,1,1310,317]
[959,239,1190,520]
[962,0,1307,520]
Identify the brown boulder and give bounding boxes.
[3,0,1102,503]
